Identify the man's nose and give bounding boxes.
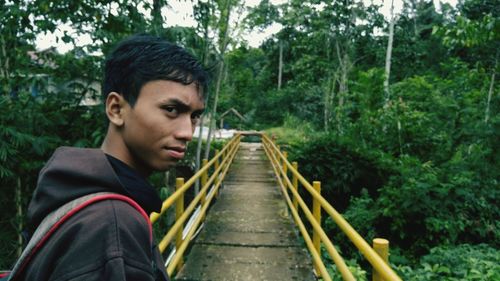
[175,116,194,141]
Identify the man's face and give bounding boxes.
[119,80,204,175]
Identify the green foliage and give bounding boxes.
[279,25,498,269]
[317,243,368,280]
[0,82,105,269]
[376,155,498,253]
[244,0,279,29]
[220,46,272,129]
[290,132,395,217]
[264,114,314,145]
[288,59,499,261]
[435,15,499,48]
[341,189,378,240]
[325,260,368,281]
[398,244,500,280]
[0,0,211,268]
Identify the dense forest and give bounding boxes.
[1,0,499,279]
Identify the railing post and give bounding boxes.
[175,177,185,271]
[276,145,281,169]
[201,158,208,206]
[201,159,208,199]
[214,149,220,170]
[214,150,220,197]
[313,181,322,275]
[282,151,288,176]
[292,162,299,211]
[372,238,390,281]
[230,139,235,157]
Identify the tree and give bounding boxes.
[0,0,176,266]
[202,0,245,160]
[434,13,499,123]
[383,0,395,106]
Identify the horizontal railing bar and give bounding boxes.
[262,142,332,281]
[166,138,240,276]
[150,135,240,223]
[158,139,240,252]
[262,134,402,281]
[262,139,355,281]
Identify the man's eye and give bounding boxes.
[191,114,200,124]
[163,106,178,116]
[191,112,202,120]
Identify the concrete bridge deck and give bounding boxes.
[175,142,315,281]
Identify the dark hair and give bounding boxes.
[102,34,208,106]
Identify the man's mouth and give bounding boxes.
[165,146,186,159]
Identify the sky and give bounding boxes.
[35,0,457,53]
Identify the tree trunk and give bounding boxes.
[411,0,418,38]
[323,88,329,131]
[397,97,404,155]
[0,34,6,79]
[384,0,395,107]
[278,40,283,90]
[15,177,23,257]
[204,0,233,160]
[332,1,356,134]
[484,58,498,123]
[335,41,350,134]
[152,0,165,35]
[323,73,337,131]
[323,36,334,131]
[194,3,213,194]
[204,60,225,160]
[337,65,348,134]
[0,34,12,88]
[194,113,206,194]
[484,56,497,123]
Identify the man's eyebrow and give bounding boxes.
[161,98,204,113]
[194,107,206,114]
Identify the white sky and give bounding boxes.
[36,0,457,53]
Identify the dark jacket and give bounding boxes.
[22,147,169,281]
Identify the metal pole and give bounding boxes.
[373,238,390,281]
[214,150,220,197]
[313,181,322,275]
[292,162,299,211]
[201,159,208,206]
[201,159,208,221]
[282,151,288,176]
[214,149,220,170]
[175,178,185,271]
[275,145,281,179]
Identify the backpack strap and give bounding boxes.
[7,192,152,281]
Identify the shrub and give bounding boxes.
[398,244,500,280]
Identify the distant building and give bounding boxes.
[23,47,101,106]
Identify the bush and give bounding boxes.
[264,113,314,146]
[290,132,394,212]
[398,244,500,280]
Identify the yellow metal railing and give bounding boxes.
[150,133,241,277]
[261,134,402,281]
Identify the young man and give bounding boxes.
[21,34,207,280]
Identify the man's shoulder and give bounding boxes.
[20,195,156,281]
[38,193,153,253]
[68,196,152,238]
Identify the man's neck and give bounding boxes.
[101,127,151,178]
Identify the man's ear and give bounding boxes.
[105,92,127,127]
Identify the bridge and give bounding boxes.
[150,133,402,281]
